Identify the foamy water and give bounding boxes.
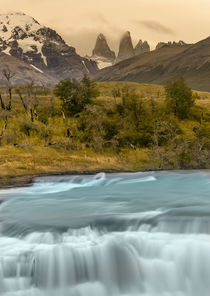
[0,171,210,295]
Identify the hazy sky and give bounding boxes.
[1,0,210,56]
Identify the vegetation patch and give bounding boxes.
[0,73,209,186]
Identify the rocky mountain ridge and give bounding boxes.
[88,31,150,69]
[0,12,98,84]
[156,40,187,50]
[88,32,190,69]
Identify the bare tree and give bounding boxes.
[16,80,39,122]
[2,67,15,111]
[0,68,15,144]
[27,80,39,122]
[16,88,28,112]
[0,94,5,110]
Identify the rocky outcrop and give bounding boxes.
[116,31,135,64]
[92,34,115,60]
[156,40,187,50]
[88,32,151,69]
[0,12,98,82]
[134,40,150,55]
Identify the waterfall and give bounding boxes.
[0,171,210,296]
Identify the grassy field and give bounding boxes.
[98,81,210,105]
[0,81,209,187]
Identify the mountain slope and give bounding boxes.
[0,53,56,85]
[92,37,210,91]
[92,44,190,83]
[0,13,98,82]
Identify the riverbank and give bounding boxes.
[0,145,152,188]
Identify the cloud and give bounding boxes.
[135,20,175,35]
[90,13,109,25]
[62,25,124,56]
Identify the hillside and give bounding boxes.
[0,53,56,85]
[92,37,210,92]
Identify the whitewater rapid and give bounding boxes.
[0,171,210,296]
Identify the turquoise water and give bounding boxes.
[0,171,210,295]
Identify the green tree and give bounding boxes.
[81,75,100,100]
[165,77,194,119]
[78,105,106,151]
[54,76,99,116]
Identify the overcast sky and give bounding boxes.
[1,0,210,56]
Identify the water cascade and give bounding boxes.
[0,171,210,296]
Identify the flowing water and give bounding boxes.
[0,171,210,296]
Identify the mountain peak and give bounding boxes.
[116,31,134,63]
[0,13,41,38]
[123,31,131,37]
[92,33,115,60]
[97,33,106,40]
[134,40,150,55]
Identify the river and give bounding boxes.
[0,171,210,296]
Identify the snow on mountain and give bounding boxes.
[30,64,44,73]
[0,13,46,62]
[90,55,113,69]
[0,12,41,36]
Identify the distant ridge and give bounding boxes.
[92,36,210,92]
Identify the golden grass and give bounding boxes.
[97,82,210,111]
[0,145,152,187]
[0,144,155,187]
